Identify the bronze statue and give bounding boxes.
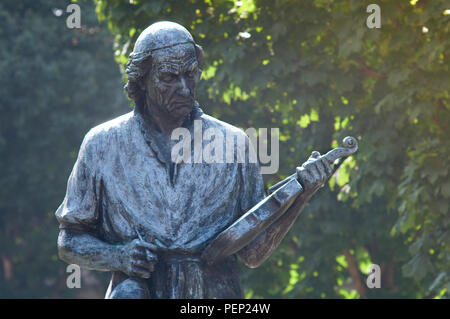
[56,21,357,298]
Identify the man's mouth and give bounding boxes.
[168,99,194,112]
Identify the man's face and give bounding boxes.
[143,43,201,121]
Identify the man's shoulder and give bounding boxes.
[82,111,135,149]
[200,113,249,138]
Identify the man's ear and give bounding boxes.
[195,68,202,83]
[195,44,204,66]
[138,56,153,91]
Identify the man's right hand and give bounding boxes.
[118,239,158,279]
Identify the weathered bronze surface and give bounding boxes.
[55,21,357,299]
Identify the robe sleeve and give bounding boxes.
[55,133,101,233]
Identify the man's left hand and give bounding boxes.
[296,151,333,195]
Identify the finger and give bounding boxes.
[130,266,152,279]
[296,167,306,185]
[321,157,333,176]
[132,259,156,272]
[303,154,319,167]
[314,160,328,182]
[134,245,158,256]
[135,240,159,252]
[304,170,315,186]
[310,151,320,159]
[132,248,156,261]
[306,161,321,182]
[298,169,314,187]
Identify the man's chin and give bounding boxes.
[168,103,194,119]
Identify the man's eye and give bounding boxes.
[161,73,177,82]
[186,70,196,78]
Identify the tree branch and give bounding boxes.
[354,57,386,79]
[1,256,13,281]
[343,249,367,298]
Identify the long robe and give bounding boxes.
[55,105,265,298]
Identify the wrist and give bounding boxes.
[110,244,125,272]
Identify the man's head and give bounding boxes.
[125,21,203,120]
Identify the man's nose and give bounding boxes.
[177,77,191,97]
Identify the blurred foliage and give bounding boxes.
[0,0,448,299]
[0,0,127,297]
[94,0,449,298]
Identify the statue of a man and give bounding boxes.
[56,21,349,298]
